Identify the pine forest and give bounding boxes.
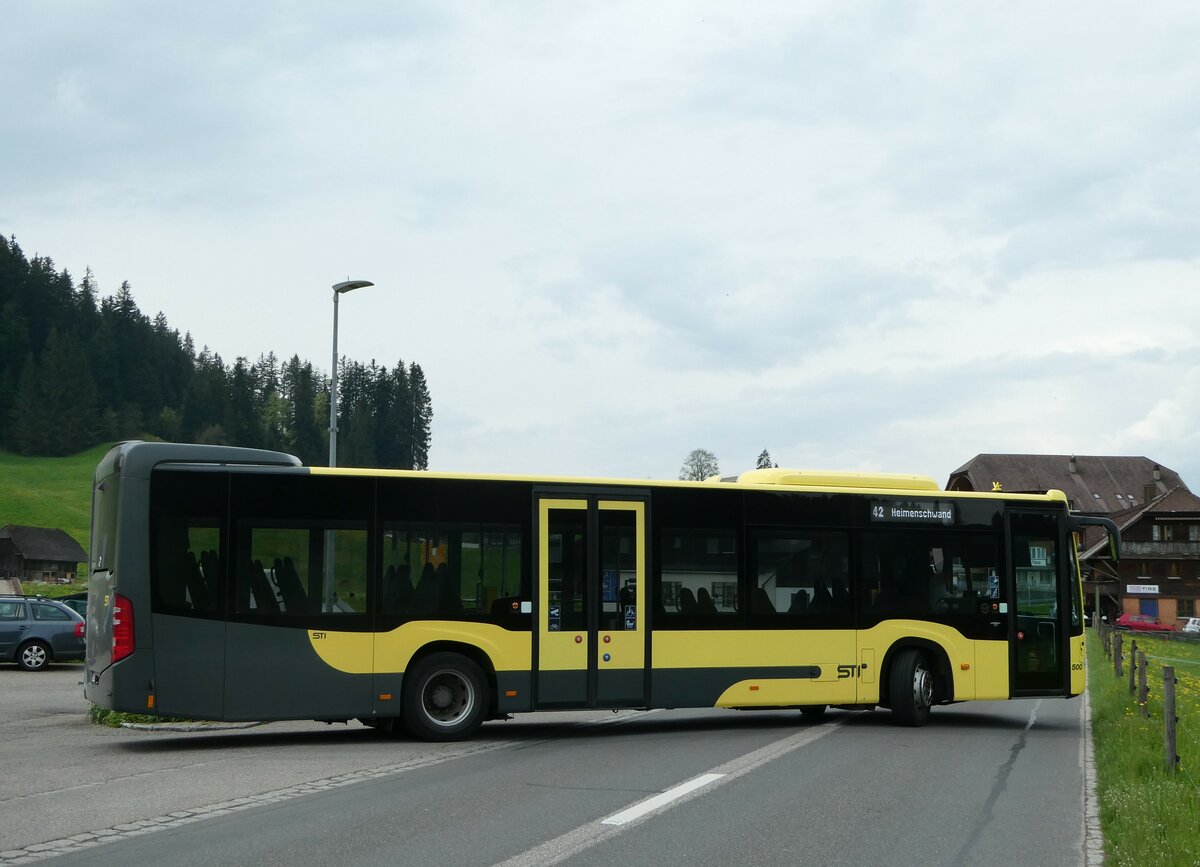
[0,235,431,468]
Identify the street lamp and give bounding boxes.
[328,279,374,468]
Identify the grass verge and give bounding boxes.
[22,581,86,599]
[1088,628,1200,866]
[88,705,192,727]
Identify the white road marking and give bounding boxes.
[601,773,726,826]
[1,740,511,863]
[495,715,848,867]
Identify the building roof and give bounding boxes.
[0,525,87,563]
[946,454,1188,514]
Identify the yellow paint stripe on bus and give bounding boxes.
[307,630,373,673]
[652,630,854,669]
[308,622,531,675]
[715,679,834,708]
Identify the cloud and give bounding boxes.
[4,1,1199,494]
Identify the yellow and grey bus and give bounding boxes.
[84,442,1120,740]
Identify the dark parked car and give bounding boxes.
[58,593,88,619]
[0,596,86,671]
[1115,612,1176,633]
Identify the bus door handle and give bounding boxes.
[989,621,1002,627]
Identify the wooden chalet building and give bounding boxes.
[1079,487,1200,626]
[0,525,87,584]
[947,454,1194,625]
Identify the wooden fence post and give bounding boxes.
[1129,640,1138,694]
[1164,666,1178,774]
[1114,632,1123,678]
[1137,650,1148,718]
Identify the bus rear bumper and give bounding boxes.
[83,653,157,714]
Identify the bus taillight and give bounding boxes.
[113,593,134,662]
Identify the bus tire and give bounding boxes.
[889,648,933,727]
[17,640,51,672]
[799,705,827,721]
[401,652,488,741]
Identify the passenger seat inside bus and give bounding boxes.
[412,563,437,615]
[247,559,280,614]
[751,588,775,615]
[383,564,413,614]
[274,557,308,614]
[677,587,698,615]
[199,550,221,608]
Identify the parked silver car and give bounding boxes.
[0,596,87,671]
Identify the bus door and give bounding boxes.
[1007,511,1069,694]
[535,496,647,709]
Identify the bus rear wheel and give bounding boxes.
[889,648,933,727]
[401,652,488,741]
[799,705,827,721]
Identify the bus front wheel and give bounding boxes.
[889,648,933,727]
[401,652,488,741]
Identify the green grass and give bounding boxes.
[0,443,112,559]
[1088,628,1200,866]
[21,581,84,598]
[88,706,192,727]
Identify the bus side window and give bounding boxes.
[380,523,525,625]
[152,518,221,615]
[234,526,368,616]
[149,469,227,618]
[860,532,1000,625]
[750,530,851,628]
[656,529,739,629]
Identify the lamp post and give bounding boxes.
[324,279,373,614]
[328,279,374,468]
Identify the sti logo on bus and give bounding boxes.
[870,499,955,525]
[837,664,864,679]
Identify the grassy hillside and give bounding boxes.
[0,443,112,557]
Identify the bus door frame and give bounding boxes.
[1006,508,1072,696]
[533,490,649,710]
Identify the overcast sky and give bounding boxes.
[4,2,1199,488]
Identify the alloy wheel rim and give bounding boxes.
[23,646,47,668]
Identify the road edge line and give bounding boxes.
[1083,686,1104,866]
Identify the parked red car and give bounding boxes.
[1116,613,1176,633]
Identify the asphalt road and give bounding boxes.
[3,664,1089,866]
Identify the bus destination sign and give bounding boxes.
[870,499,956,525]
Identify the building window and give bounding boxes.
[1152,524,1175,542]
[1190,525,1200,542]
[1180,599,1195,618]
